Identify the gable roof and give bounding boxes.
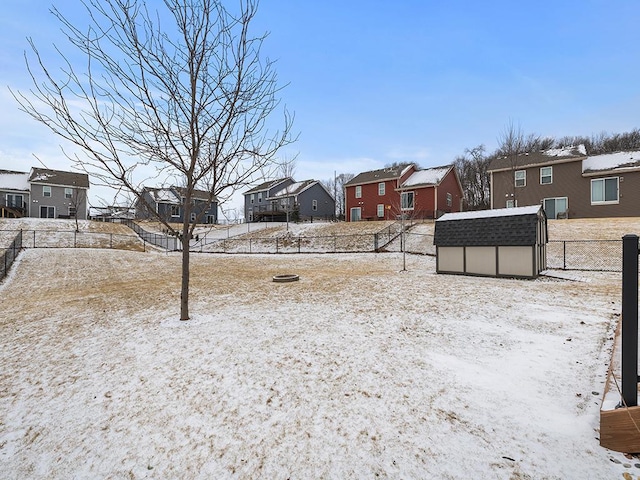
[434,205,545,247]
[401,165,452,188]
[488,145,587,172]
[244,178,292,194]
[582,150,640,175]
[345,164,413,186]
[0,170,30,191]
[29,168,90,189]
[144,186,216,204]
[271,179,316,197]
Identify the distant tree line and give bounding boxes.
[455,127,640,211]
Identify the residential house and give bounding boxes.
[434,205,547,279]
[344,164,462,221]
[488,145,640,218]
[28,168,90,219]
[136,186,218,224]
[0,170,30,218]
[244,178,295,222]
[268,179,335,222]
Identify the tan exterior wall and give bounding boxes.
[491,160,640,218]
[437,247,464,272]
[498,246,534,277]
[465,247,496,276]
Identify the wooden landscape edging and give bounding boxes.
[600,406,640,453]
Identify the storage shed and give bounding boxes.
[434,205,547,279]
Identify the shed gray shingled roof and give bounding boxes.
[434,206,546,247]
[29,168,90,188]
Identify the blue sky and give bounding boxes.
[1,0,639,214]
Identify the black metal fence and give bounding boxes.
[0,229,144,251]
[547,240,622,272]
[120,220,179,251]
[1,231,22,281]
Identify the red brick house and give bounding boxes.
[344,164,463,221]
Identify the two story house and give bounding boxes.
[244,177,335,222]
[344,164,462,221]
[488,145,640,218]
[136,186,218,224]
[28,168,90,220]
[1,167,89,219]
[0,170,30,218]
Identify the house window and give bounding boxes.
[258,193,262,203]
[190,212,197,222]
[401,191,414,210]
[43,186,52,197]
[543,197,568,219]
[65,188,73,198]
[355,186,362,198]
[6,194,23,208]
[378,183,385,196]
[68,206,77,217]
[377,204,384,217]
[446,193,452,207]
[350,207,361,221]
[514,170,526,187]
[251,193,255,204]
[171,204,180,217]
[540,166,552,185]
[591,177,619,204]
[506,199,517,208]
[312,200,318,211]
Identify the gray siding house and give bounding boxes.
[28,168,90,219]
[244,178,335,222]
[136,186,218,224]
[0,170,30,218]
[244,178,295,222]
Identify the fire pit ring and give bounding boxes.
[272,274,300,283]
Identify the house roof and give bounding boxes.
[434,205,545,247]
[345,165,413,187]
[488,145,587,172]
[244,178,292,194]
[271,179,316,198]
[29,168,90,189]
[0,170,30,191]
[144,186,216,204]
[401,165,452,188]
[582,150,640,175]
[173,187,217,202]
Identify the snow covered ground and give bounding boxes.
[0,248,636,479]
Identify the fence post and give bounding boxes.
[74,230,77,248]
[110,233,113,249]
[276,237,279,254]
[621,234,639,408]
[563,241,566,270]
[298,237,301,254]
[33,230,36,248]
[249,238,252,254]
[374,233,378,251]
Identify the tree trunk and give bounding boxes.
[180,205,191,321]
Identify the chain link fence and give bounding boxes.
[547,240,623,272]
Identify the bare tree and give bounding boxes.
[14,0,294,320]
[453,145,490,211]
[277,154,297,179]
[497,121,527,207]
